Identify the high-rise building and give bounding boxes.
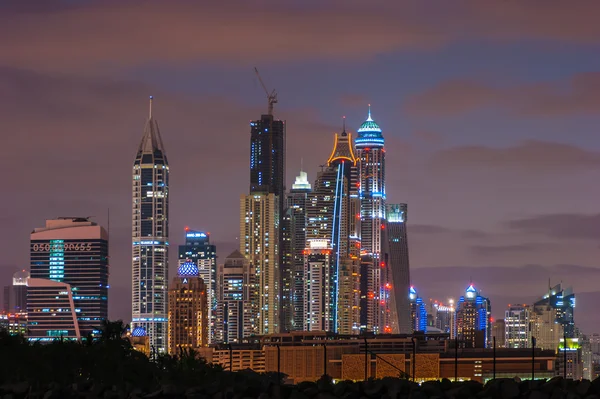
[132,97,169,354]
[30,217,109,337]
[504,305,532,348]
[534,283,575,338]
[3,270,28,313]
[167,262,208,355]
[531,306,563,352]
[240,193,279,335]
[409,286,427,332]
[178,230,216,344]
[27,278,80,341]
[386,204,411,334]
[355,106,389,333]
[281,171,311,332]
[216,250,256,343]
[302,126,360,333]
[455,284,491,348]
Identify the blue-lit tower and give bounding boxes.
[455,284,491,348]
[178,229,217,344]
[355,105,390,334]
[409,286,427,332]
[132,97,169,355]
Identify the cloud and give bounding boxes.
[404,72,600,118]
[471,243,554,256]
[428,140,600,174]
[2,2,600,73]
[507,213,600,240]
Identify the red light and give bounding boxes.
[185,226,189,231]
[381,224,385,229]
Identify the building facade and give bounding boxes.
[132,97,170,354]
[178,230,216,344]
[534,283,575,338]
[240,193,280,335]
[505,305,532,349]
[386,204,411,334]
[455,284,491,348]
[355,107,389,334]
[30,217,108,337]
[167,262,208,355]
[216,250,256,343]
[27,278,80,341]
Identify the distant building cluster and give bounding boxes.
[1,95,598,383]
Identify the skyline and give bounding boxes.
[1,1,600,332]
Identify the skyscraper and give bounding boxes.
[303,126,360,333]
[216,250,256,343]
[281,171,312,332]
[455,284,491,348]
[533,283,575,338]
[132,97,169,354]
[386,204,411,334]
[30,217,109,337]
[167,262,208,355]
[178,230,216,344]
[240,193,279,335]
[504,305,532,348]
[355,106,389,333]
[409,286,427,332]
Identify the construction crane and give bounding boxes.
[254,67,278,116]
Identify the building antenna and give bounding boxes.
[149,95,153,119]
[107,208,110,258]
[342,116,346,133]
[300,157,304,173]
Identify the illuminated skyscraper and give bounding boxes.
[167,262,208,355]
[355,106,389,333]
[455,284,491,348]
[533,283,575,338]
[30,217,109,338]
[178,230,216,344]
[386,204,411,334]
[409,286,427,332]
[303,125,360,333]
[504,305,532,348]
[132,97,169,354]
[240,193,279,335]
[216,250,256,343]
[281,171,311,331]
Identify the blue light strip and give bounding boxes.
[333,162,344,333]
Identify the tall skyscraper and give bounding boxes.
[27,278,80,341]
[178,230,216,344]
[167,262,208,355]
[455,284,491,348]
[3,270,28,313]
[281,171,311,332]
[132,97,169,354]
[355,106,389,333]
[409,286,427,332]
[30,217,109,337]
[303,126,360,333]
[533,283,575,338]
[386,204,411,334]
[240,193,279,335]
[504,305,532,348]
[216,250,256,343]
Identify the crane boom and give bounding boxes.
[254,67,278,116]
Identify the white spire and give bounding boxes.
[149,95,153,119]
[367,103,373,121]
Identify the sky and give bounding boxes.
[1,1,600,332]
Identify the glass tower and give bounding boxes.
[132,97,169,355]
[355,106,389,333]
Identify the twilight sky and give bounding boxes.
[1,1,600,332]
